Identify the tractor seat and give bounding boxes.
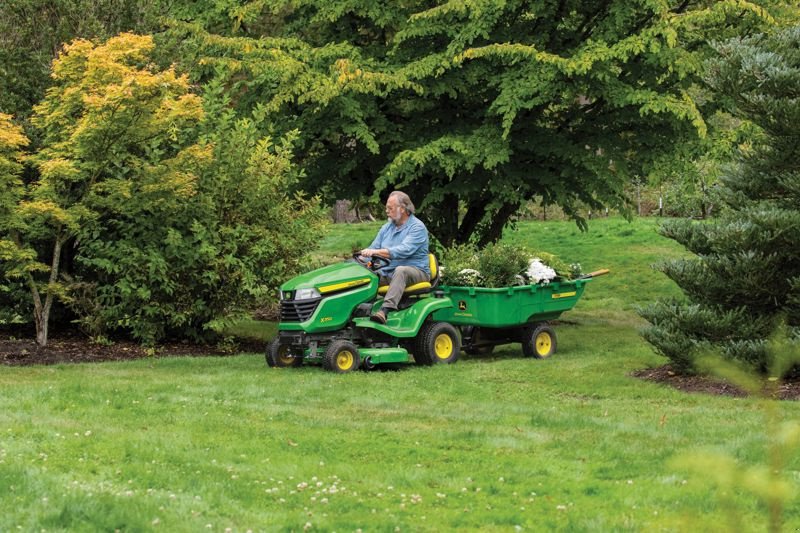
[377,253,440,297]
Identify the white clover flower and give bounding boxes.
[526,259,557,284]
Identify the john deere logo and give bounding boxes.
[458,300,467,311]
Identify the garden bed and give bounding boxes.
[0,332,259,366]
[632,364,800,400]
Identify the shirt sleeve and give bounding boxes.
[387,221,427,259]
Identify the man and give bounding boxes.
[360,191,430,324]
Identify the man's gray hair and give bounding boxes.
[389,190,415,214]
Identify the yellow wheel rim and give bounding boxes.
[535,332,552,357]
[278,347,294,366]
[434,333,453,360]
[336,350,354,371]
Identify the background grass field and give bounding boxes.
[1,217,797,531]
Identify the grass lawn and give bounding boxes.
[1,217,798,531]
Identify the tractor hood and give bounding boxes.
[279,262,377,300]
[278,261,380,333]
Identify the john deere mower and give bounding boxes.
[267,253,461,373]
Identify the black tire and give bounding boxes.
[415,322,460,366]
[413,323,433,365]
[323,340,361,373]
[266,338,303,368]
[462,326,495,356]
[522,324,557,359]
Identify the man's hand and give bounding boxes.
[360,248,390,259]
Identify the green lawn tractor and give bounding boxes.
[266,253,461,373]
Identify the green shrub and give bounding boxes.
[439,243,480,285]
[477,242,530,288]
[75,96,326,344]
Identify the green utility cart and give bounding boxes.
[433,275,606,358]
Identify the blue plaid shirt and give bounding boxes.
[369,215,430,277]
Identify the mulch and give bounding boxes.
[631,364,800,401]
[2,332,798,400]
[0,332,263,367]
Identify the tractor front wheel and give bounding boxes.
[415,322,460,365]
[266,338,303,368]
[323,340,361,373]
[522,324,557,359]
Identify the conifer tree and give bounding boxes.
[639,26,800,374]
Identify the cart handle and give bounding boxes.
[578,268,610,279]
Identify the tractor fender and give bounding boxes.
[353,296,454,338]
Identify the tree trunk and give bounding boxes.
[636,181,642,216]
[477,201,520,246]
[455,198,490,244]
[699,180,708,219]
[334,200,351,223]
[419,191,458,246]
[354,202,376,222]
[29,236,63,347]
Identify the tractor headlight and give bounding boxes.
[294,288,321,301]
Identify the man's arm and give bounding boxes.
[361,225,390,258]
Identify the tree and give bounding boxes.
[166,0,790,245]
[0,113,38,326]
[648,111,756,219]
[9,33,207,345]
[0,0,164,117]
[639,26,800,375]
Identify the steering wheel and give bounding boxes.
[352,252,390,272]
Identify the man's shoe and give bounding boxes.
[370,309,387,324]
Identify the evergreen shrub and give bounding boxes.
[639,27,800,375]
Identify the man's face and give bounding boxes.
[385,198,404,224]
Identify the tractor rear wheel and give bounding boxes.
[415,322,460,365]
[323,340,361,373]
[522,324,557,359]
[266,338,303,368]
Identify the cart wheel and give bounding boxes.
[522,324,557,359]
[323,340,361,373]
[462,326,495,356]
[416,322,460,365]
[266,338,303,368]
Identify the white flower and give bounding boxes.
[456,268,484,286]
[526,259,557,284]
